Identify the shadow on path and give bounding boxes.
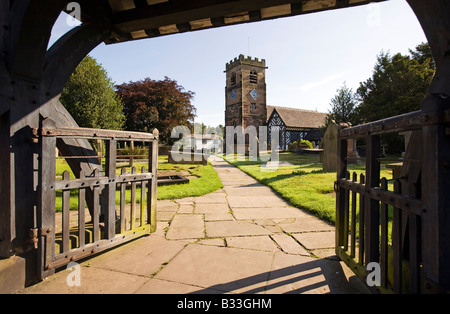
[190,257,370,294]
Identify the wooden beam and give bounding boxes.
[364,134,380,265]
[112,0,302,33]
[77,0,115,25]
[335,132,348,253]
[43,22,111,100]
[407,0,450,293]
[0,112,12,257]
[104,139,117,240]
[8,0,66,81]
[133,0,149,8]
[0,0,9,65]
[110,0,385,43]
[336,0,350,9]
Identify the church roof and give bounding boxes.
[267,106,327,129]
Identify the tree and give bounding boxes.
[325,82,357,127]
[116,77,196,145]
[409,42,435,70]
[355,42,435,153]
[355,43,435,124]
[60,55,125,130]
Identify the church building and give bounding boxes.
[224,55,327,149]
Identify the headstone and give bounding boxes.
[169,151,208,165]
[399,131,412,159]
[322,122,339,172]
[347,138,361,164]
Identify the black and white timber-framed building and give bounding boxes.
[267,105,327,149]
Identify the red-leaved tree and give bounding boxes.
[116,77,196,145]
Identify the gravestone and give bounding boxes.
[169,151,208,165]
[399,131,412,159]
[321,122,339,172]
[347,138,361,164]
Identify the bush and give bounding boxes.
[117,145,149,157]
[299,140,313,149]
[288,141,299,151]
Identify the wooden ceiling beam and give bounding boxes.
[108,0,385,43]
[133,0,149,8]
[112,0,299,33]
[336,0,350,9]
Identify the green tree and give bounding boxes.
[356,43,435,124]
[409,42,435,70]
[325,82,357,127]
[355,42,435,153]
[60,55,125,130]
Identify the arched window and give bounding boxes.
[231,72,236,86]
[250,71,258,84]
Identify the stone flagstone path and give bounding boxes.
[20,156,369,294]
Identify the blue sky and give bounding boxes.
[50,0,427,127]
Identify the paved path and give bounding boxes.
[20,156,369,294]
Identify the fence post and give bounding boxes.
[104,139,117,240]
[148,129,159,232]
[364,134,380,266]
[38,118,57,279]
[335,124,347,254]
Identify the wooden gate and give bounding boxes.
[335,109,450,293]
[36,118,158,279]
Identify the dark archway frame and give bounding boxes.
[0,0,449,291]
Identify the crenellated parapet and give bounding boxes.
[225,54,267,71]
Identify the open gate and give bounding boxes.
[335,108,450,293]
[36,118,158,279]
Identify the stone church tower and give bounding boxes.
[225,55,267,132]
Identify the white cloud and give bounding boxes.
[300,72,346,92]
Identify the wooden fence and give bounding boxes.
[335,109,450,293]
[36,118,158,279]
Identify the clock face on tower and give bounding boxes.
[250,89,258,100]
[231,90,236,100]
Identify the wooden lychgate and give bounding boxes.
[335,0,450,293]
[36,119,158,279]
[1,0,450,292]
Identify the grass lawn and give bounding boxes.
[55,155,223,211]
[224,151,394,226]
[156,156,223,200]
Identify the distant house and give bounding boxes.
[267,106,327,150]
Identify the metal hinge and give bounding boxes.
[29,228,52,249]
[30,128,39,143]
[29,228,38,249]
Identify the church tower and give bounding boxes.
[225,55,267,131]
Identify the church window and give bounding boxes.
[250,71,258,84]
[231,73,236,86]
[250,103,256,110]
